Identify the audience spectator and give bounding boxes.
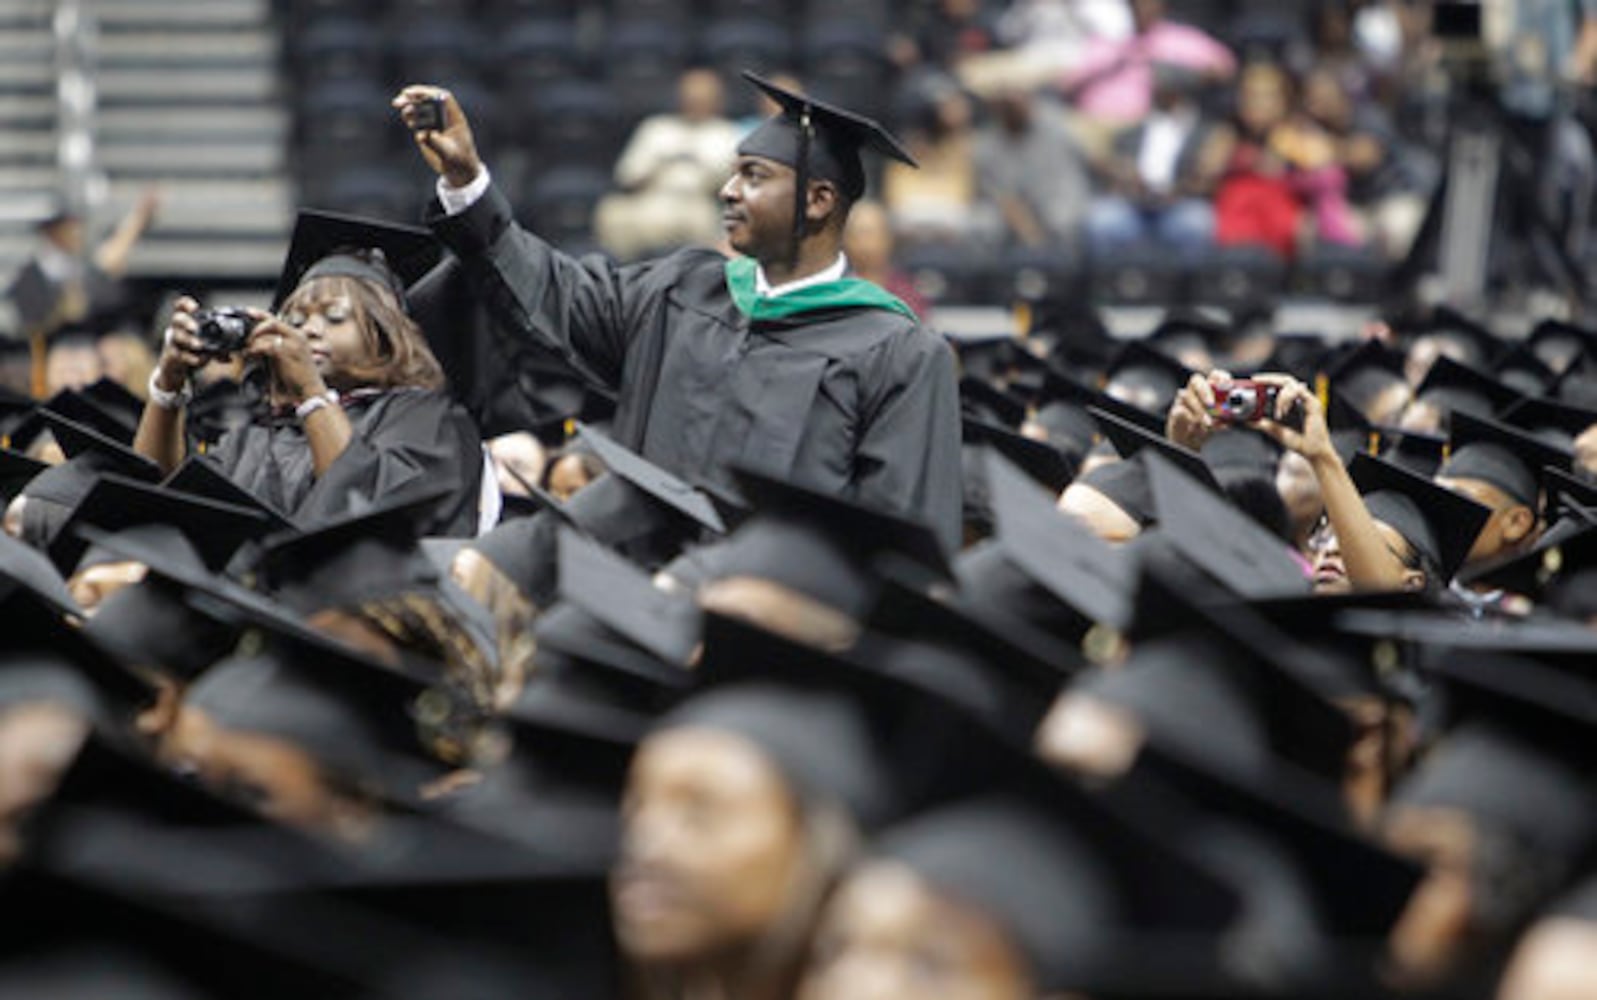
[843,201,932,320]
[594,68,741,261]
[883,79,984,246]
[890,0,1003,77]
[974,87,1091,250]
[1059,0,1235,155]
[1084,64,1221,257]
[995,0,1132,71]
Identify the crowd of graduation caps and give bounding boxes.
[1,260,1597,999]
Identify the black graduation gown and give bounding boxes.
[208,387,483,537]
[427,183,963,553]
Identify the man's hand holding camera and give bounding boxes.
[392,85,483,189]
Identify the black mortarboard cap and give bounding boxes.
[163,455,296,532]
[983,449,1134,629]
[1349,452,1492,583]
[1325,339,1407,410]
[0,447,48,507]
[1440,410,1573,509]
[50,472,271,577]
[1545,465,1597,515]
[80,377,145,431]
[575,423,725,535]
[1326,390,1378,465]
[272,209,442,311]
[1089,405,1221,492]
[0,587,153,725]
[1458,523,1597,615]
[738,71,916,203]
[1076,455,1155,526]
[1146,309,1233,361]
[1377,428,1447,478]
[1493,342,1557,396]
[959,376,1028,428]
[1037,368,1164,439]
[556,527,701,667]
[1412,355,1524,422]
[0,529,78,617]
[1526,317,1597,372]
[43,388,137,446]
[32,408,160,482]
[532,602,696,707]
[962,419,1075,494]
[256,482,451,612]
[875,771,1241,994]
[84,575,244,682]
[1417,305,1502,365]
[703,463,951,615]
[1500,395,1597,450]
[864,574,1076,738]
[1102,339,1193,416]
[1143,451,1311,599]
[1199,426,1281,475]
[1259,330,1331,383]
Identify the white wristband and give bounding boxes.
[147,369,192,410]
[294,389,340,422]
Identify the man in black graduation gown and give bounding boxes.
[394,73,963,552]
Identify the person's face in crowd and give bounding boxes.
[1340,695,1406,831]
[698,575,861,653]
[0,702,90,868]
[1103,376,1165,417]
[1237,64,1291,137]
[1497,912,1597,1000]
[992,89,1032,134]
[1277,451,1325,550]
[721,155,801,262]
[165,704,374,841]
[678,68,726,124]
[1302,70,1352,132]
[1382,803,1486,986]
[1397,396,1446,435]
[1131,0,1166,33]
[614,727,809,964]
[547,452,597,502]
[1434,476,1537,567]
[843,201,895,277]
[41,217,85,255]
[1372,519,1431,592]
[488,432,547,498]
[1361,379,1414,427]
[66,560,149,616]
[45,342,104,395]
[797,860,1034,1000]
[1034,690,1147,780]
[1058,482,1141,544]
[280,279,370,391]
[1308,519,1352,593]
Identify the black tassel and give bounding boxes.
[791,105,812,270]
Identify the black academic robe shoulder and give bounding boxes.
[209,387,483,537]
[427,182,962,552]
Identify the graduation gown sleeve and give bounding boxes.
[426,182,660,394]
[851,329,963,554]
[296,390,484,537]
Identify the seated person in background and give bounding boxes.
[1210,61,1303,259]
[842,201,930,320]
[595,67,742,262]
[883,78,985,246]
[135,226,485,537]
[1085,63,1221,257]
[973,86,1090,250]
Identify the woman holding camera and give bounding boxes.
[134,243,485,536]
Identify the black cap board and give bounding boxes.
[555,527,700,666]
[0,587,153,724]
[1143,451,1312,599]
[1377,428,1446,478]
[738,71,916,202]
[1089,406,1221,492]
[1439,410,1573,510]
[0,529,78,617]
[272,209,442,311]
[575,423,725,535]
[79,377,144,432]
[1526,318,1597,372]
[43,389,137,446]
[1349,452,1492,583]
[50,472,271,577]
[1493,342,1557,396]
[960,376,1028,428]
[1102,339,1193,415]
[1039,369,1166,437]
[1075,455,1156,526]
[1545,465,1597,513]
[163,455,296,533]
[961,419,1075,494]
[1325,339,1407,408]
[1500,395,1597,449]
[1412,355,1524,422]
[0,447,49,505]
[32,408,160,482]
[983,449,1134,629]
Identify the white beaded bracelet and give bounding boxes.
[146,369,193,411]
[294,389,341,422]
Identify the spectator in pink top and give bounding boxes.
[1062,0,1236,126]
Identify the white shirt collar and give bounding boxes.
[755,253,848,299]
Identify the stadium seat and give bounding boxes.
[316,165,418,222]
[805,0,893,28]
[1090,240,1189,305]
[297,78,392,162]
[604,19,693,122]
[522,166,610,247]
[1191,243,1288,308]
[1298,242,1390,302]
[290,0,378,21]
[899,242,992,306]
[390,16,485,86]
[701,19,794,114]
[511,79,623,170]
[483,0,580,22]
[611,0,694,20]
[802,20,890,119]
[494,18,589,91]
[995,244,1085,306]
[295,17,383,86]
[708,0,792,22]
